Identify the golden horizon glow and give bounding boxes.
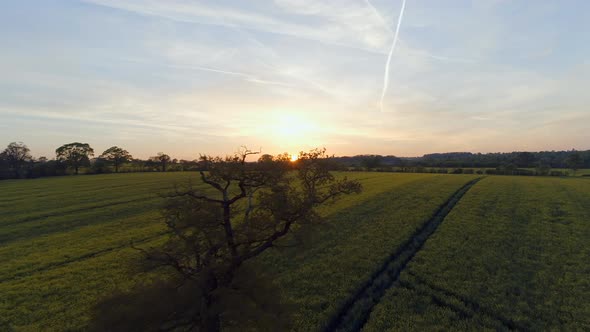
[290,154,298,162]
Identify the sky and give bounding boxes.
[1,0,589,159]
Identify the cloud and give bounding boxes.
[118,57,294,87]
[2,0,589,158]
[82,0,394,52]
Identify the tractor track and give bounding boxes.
[324,177,484,332]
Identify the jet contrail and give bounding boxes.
[380,0,407,112]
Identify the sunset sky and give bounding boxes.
[1,0,589,159]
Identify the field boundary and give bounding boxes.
[323,177,483,332]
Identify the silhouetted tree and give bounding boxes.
[151,152,171,172]
[91,148,362,331]
[0,142,32,178]
[91,158,110,174]
[56,142,94,175]
[566,151,583,175]
[258,154,274,163]
[99,146,133,173]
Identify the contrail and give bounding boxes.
[380,0,407,112]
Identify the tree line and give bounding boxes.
[0,142,199,180]
[1,141,588,180]
[334,150,589,175]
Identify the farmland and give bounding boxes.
[363,176,590,331]
[1,173,590,331]
[0,172,473,330]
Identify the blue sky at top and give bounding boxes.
[1,0,589,159]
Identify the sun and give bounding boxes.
[290,154,299,162]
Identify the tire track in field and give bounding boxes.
[324,177,484,332]
[401,271,526,330]
[0,232,167,283]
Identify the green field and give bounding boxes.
[1,173,589,331]
[363,176,590,331]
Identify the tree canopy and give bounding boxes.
[55,142,94,174]
[152,152,171,172]
[0,142,32,177]
[99,146,132,173]
[91,148,362,331]
[566,151,583,174]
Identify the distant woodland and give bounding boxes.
[1,141,588,180]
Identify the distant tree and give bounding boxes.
[91,158,110,174]
[258,154,274,163]
[154,152,171,172]
[566,151,583,175]
[0,156,10,180]
[55,142,94,175]
[514,152,536,168]
[177,159,198,171]
[1,142,32,178]
[360,155,383,170]
[91,148,362,331]
[497,162,517,175]
[99,146,133,173]
[535,162,551,176]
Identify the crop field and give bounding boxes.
[1,173,589,331]
[363,176,590,331]
[0,172,476,330]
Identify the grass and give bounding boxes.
[0,172,477,331]
[5,173,587,331]
[258,174,477,331]
[362,176,590,331]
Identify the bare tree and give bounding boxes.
[92,148,362,331]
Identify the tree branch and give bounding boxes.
[200,171,224,193]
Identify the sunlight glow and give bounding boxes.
[269,113,318,146]
[290,154,299,162]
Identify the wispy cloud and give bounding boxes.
[227,26,361,103]
[82,0,392,52]
[2,0,589,158]
[118,57,294,87]
[364,0,395,35]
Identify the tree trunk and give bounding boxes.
[199,272,221,332]
[115,163,119,173]
[222,202,238,259]
[75,165,79,175]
